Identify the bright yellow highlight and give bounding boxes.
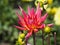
[54,8,60,25]
[46,8,51,13]
[46,7,57,15]
[47,0,53,4]
[18,38,24,44]
[44,26,51,33]
[51,7,57,14]
[35,0,53,10]
[18,38,22,44]
[35,0,53,6]
[19,33,25,39]
[35,0,43,7]
[16,33,25,45]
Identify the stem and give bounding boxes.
[25,40,27,45]
[54,32,56,45]
[48,33,50,45]
[42,30,44,45]
[25,37,28,45]
[47,33,50,45]
[33,31,36,45]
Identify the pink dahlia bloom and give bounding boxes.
[14,3,53,39]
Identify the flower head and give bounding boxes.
[35,0,53,10]
[19,33,25,39]
[46,7,57,15]
[15,3,49,39]
[16,33,25,45]
[44,24,53,33]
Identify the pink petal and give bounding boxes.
[18,7,31,30]
[40,13,48,23]
[19,6,29,23]
[14,25,26,30]
[16,11,27,28]
[47,24,53,27]
[18,20,30,31]
[35,3,41,17]
[39,24,45,29]
[25,31,32,40]
[31,8,35,15]
[19,6,27,18]
[18,20,23,26]
[16,11,24,21]
[35,3,42,23]
[34,29,38,33]
[28,7,35,19]
[30,8,35,19]
[28,6,31,17]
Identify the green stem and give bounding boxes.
[25,37,28,45]
[25,40,27,45]
[33,31,36,45]
[54,32,56,45]
[47,33,50,45]
[48,33,50,45]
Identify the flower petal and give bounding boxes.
[39,24,45,29]
[19,6,27,18]
[35,3,42,24]
[16,11,29,30]
[19,6,29,24]
[28,6,31,17]
[34,29,38,33]
[40,13,48,23]
[47,24,53,27]
[35,3,41,17]
[14,25,26,30]
[31,8,35,19]
[16,11,24,21]
[25,31,32,40]
[16,11,25,25]
[31,8,35,14]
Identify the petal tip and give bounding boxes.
[48,24,53,27]
[19,6,23,11]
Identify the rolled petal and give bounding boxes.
[16,11,29,29]
[28,6,31,17]
[39,24,45,29]
[31,8,35,15]
[40,13,48,23]
[16,11,25,25]
[19,6,29,23]
[35,3,41,17]
[19,6,27,18]
[25,31,32,40]
[47,24,53,27]
[30,8,35,19]
[14,25,26,30]
[18,20,23,26]
[35,3,42,23]
[16,11,24,22]
[34,29,38,33]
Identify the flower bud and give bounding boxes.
[19,33,25,39]
[44,26,51,33]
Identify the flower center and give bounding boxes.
[31,25,36,29]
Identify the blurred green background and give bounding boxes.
[0,0,60,45]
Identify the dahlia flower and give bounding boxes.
[15,3,53,39]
